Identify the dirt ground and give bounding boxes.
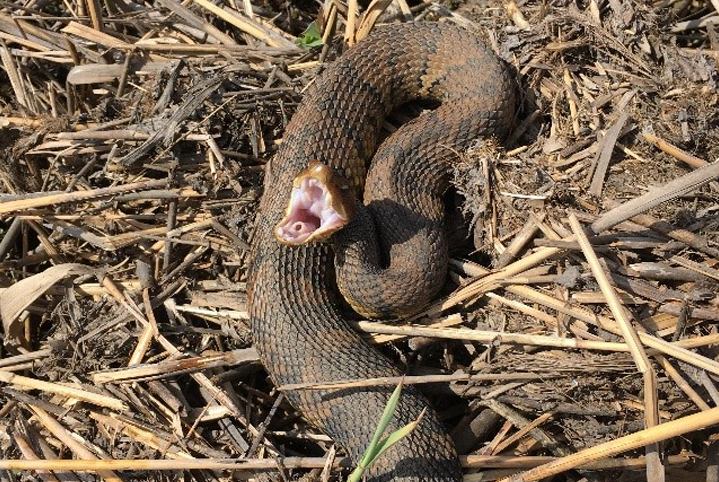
[1,0,719,481]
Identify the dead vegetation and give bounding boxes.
[0,0,719,481]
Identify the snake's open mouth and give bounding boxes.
[274,161,355,246]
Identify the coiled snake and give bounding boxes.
[248,22,515,481]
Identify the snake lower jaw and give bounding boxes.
[274,160,356,246]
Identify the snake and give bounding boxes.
[247,22,515,481]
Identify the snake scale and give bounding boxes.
[248,22,515,480]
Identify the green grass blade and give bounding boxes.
[347,381,427,480]
[371,408,427,462]
[358,380,404,467]
[347,464,364,482]
[347,381,406,481]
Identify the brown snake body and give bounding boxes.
[248,22,515,480]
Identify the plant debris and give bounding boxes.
[1,0,719,481]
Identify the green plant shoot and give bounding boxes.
[295,21,323,49]
[347,382,426,482]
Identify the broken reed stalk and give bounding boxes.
[511,285,719,376]
[436,161,719,318]
[589,111,629,196]
[190,0,294,48]
[278,373,545,391]
[501,406,719,482]
[28,405,123,482]
[591,159,719,233]
[655,355,712,411]
[372,313,466,343]
[0,454,692,471]
[496,215,541,268]
[429,159,719,321]
[568,214,651,371]
[92,348,259,384]
[450,261,719,375]
[354,321,628,352]
[0,371,128,411]
[0,348,52,369]
[0,179,167,214]
[641,131,707,169]
[89,412,194,458]
[567,213,663,480]
[604,205,719,259]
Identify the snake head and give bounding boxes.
[274,160,356,246]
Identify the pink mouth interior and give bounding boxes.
[275,176,346,245]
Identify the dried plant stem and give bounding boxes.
[641,131,707,169]
[0,371,128,411]
[591,160,719,233]
[502,407,719,482]
[28,405,123,482]
[354,321,628,352]
[568,214,652,371]
[279,372,545,391]
[655,356,711,411]
[0,179,166,215]
[0,454,692,471]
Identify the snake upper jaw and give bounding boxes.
[274,160,356,246]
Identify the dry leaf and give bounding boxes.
[1,263,95,351]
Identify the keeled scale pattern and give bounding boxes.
[248,23,515,481]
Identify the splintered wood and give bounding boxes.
[1,1,718,482]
